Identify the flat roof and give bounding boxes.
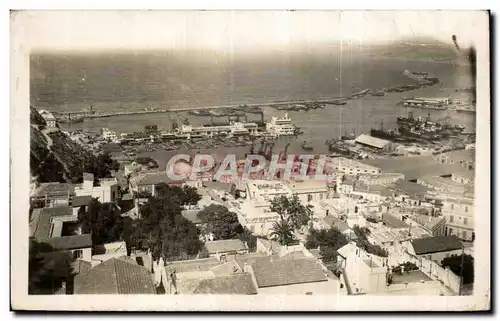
[355,134,390,149]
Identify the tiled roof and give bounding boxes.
[205,239,248,254]
[382,213,409,229]
[251,258,327,288]
[31,207,73,239]
[323,216,352,233]
[42,234,92,250]
[134,172,185,186]
[31,183,75,198]
[166,257,221,273]
[209,260,242,276]
[74,257,156,294]
[71,195,93,207]
[411,235,463,255]
[190,273,258,295]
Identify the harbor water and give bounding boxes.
[31,52,475,164]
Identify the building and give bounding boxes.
[29,206,92,262]
[243,256,337,295]
[74,173,119,204]
[38,109,57,128]
[100,128,119,142]
[74,257,156,294]
[322,216,357,240]
[204,239,250,262]
[358,173,405,186]
[442,196,475,241]
[338,176,355,195]
[30,182,75,208]
[434,149,475,171]
[327,157,382,176]
[129,171,186,196]
[351,183,392,203]
[337,243,387,294]
[407,235,464,263]
[355,134,394,152]
[451,170,475,185]
[400,97,451,107]
[238,180,290,235]
[70,195,93,216]
[363,156,465,181]
[287,180,332,203]
[417,175,470,194]
[412,214,447,237]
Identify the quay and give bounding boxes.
[51,97,353,120]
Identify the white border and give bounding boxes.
[8,7,491,312]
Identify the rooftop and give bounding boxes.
[30,206,73,239]
[31,183,75,198]
[411,235,463,255]
[131,171,185,187]
[166,257,222,273]
[355,134,390,149]
[177,273,258,295]
[42,234,93,251]
[363,156,465,181]
[71,195,93,207]
[204,239,248,254]
[251,257,328,288]
[412,214,446,231]
[287,180,328,192]
[74,257,156,294]
[323,216,352,233]
[382,213,409,229]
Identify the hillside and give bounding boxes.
[30,108,102,184]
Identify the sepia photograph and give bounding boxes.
[10,9,490,311]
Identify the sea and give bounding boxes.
[30,50,476,165]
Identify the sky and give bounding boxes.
[14,10,486,52]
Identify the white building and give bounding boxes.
[101,128,118,142]
[74,173,119,204]
[442,196,475,241]
[326,157,382,176]
[287,180,332,204]
[358,173,405,186]
[337,242,387,294]
[451,170,475,185]
[38,109,57,128]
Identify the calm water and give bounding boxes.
[30,50,475,160]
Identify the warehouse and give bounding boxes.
[355,134,394,152]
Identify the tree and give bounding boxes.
[197,204,243,240]
[442,254,474,285]
[352,225,388,258]
[123,183,204,261]
[270,195,313,230]
[78,198,123,246]
[29,238,75,294]
[305,227,349,262]
[235,227,259,251]
[270,219,295,246]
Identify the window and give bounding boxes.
[73,250,83,260]
[461,231,467,239]
[465,206,468,213]
[463,217,468,226]
[451,203,455,210]
[449,215,454,223]
[320,193,324,200]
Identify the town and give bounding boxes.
[29,101,475,296]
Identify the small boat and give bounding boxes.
[301,141,314,151]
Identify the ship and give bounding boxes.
[326,140,351,155]
[301,141,314,151]
[351,89,371,98]
[370,120,401,141]
[370,90,385,97]
[58,116,85,123]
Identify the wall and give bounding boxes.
[72,248,92,262]
[343,250,387,294]
[397,251,461,294]
[295,191,328,204]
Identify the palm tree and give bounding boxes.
[270,219,295,246]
